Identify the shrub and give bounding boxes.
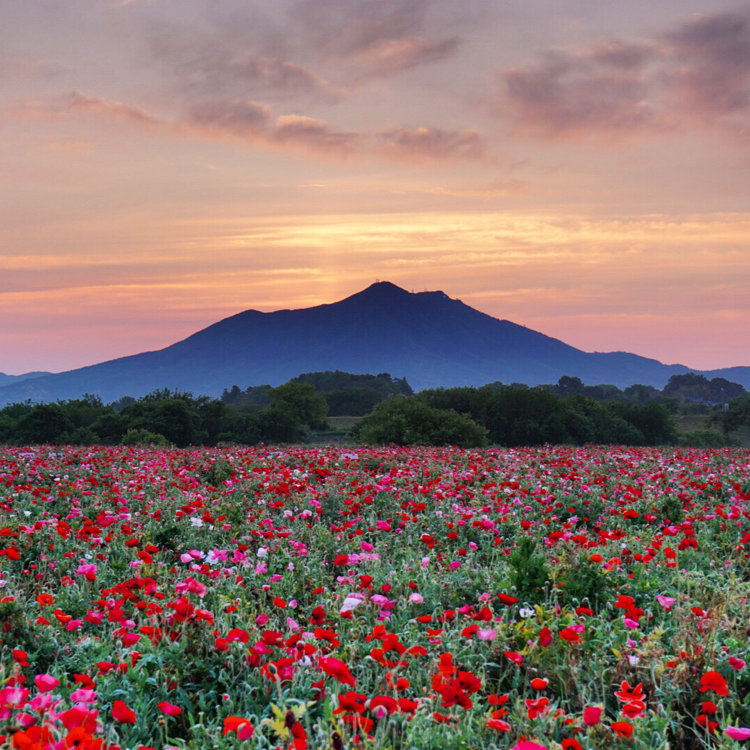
[121,427,170,446]
[354,396,488,447]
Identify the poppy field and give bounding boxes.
[0,444,749,749]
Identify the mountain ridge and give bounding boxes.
[0,281,747,405]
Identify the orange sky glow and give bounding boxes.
[1,1,749,376]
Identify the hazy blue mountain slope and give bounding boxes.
[0,282,746,405]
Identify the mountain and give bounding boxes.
[0,281,747,405]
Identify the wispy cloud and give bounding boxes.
[13,88,484,164]
[295,0,431,56]
[660,11,750,129]
[186,100,271,139]
[294,0,459,77]
[502,44,660,140]
[153,39,347,103]
[184,101,361,156]
[66,91,165,129]
[353,35,458,75]
[501,9,750,144]
[274,115,361,154]
[377,126,483,161]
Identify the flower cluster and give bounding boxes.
[0,444,747,747]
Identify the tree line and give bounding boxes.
[0,371,747,448]
[353,388,677,448]
[0,382,329,448]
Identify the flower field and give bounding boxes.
[0,445,749,749]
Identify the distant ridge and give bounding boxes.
[0,282,747,405]
[0,371,52,388]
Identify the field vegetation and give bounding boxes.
[0,444,748,748]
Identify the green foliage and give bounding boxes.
[14,403,75,444]
[293,370,412,396]
[354,396,488,447]
[679,429,737,447]
[121,428,170,446]
[719,392,750,433]
[415,387,677,446]
[606,402,677,445]
[0,378,338,447]
[664,373,745,403]
[220,383,272,410]
[2,370,746,449]
[323,386,387,416]
[558,557,613,610]
[221,371,413,417]
[268,382,329,430]
[509,536,550,602]
[201,457,234,485]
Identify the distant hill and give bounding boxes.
[0,371,51,388]
[0,281,748,405]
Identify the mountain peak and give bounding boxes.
[1,281,748,406]
[340,282,455,309]
[346,281,410,301]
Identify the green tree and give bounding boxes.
[354,396,487,447]
[267,382,328,429]
[720,393,750,433]
[14,404,74,444]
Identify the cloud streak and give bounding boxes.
[294,0,459,78]
[18,89,486,163]
[353,35,459,75]
[67,91,165,129]
[378,126,483,161]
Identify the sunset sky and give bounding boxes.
[2,0,749,375]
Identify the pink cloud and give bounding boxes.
[354,36,458,75]
[186,100,272,139]
[39,88,481,164]
[66,91,164,129]
[273,115,362,155]
[502,47,659,141]
[295,0,459,77]
[501,10,750,144]
[296,0,431,56]
[661,11,750,125]
[378,126,483,161]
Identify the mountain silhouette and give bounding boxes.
[0,281,747,405]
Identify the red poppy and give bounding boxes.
[487,716,511,732]
[223,716,254,740]
[334,691,367,714]
[611,721,633,739]
[369,696,398,715]
[559,627,581,644]
[583,706,602,726]
[63,727,103,750]
[621,700,646,719]
[525,696,550,719]
[112,699,136,724]
[319,656,356,686]
[158,701,181,717]
[700,671,729,696]
[614,681,645,703]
